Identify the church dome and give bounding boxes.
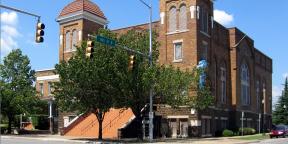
[59,0,106,20]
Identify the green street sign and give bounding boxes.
[96,35,116,47]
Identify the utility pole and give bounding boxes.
[138,0,153,141]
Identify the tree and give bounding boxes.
[54,29,128,140]
[114,30,213,139]
[0,49,39,133]
[54,28,213,140]
[273,78,288,124]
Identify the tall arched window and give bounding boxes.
[220,62,226,103]
[169,6,177,32]
[72,29,78,51]
[65,31,71,52]
[256,80,260,110]
[179,4,187,30]
[241,63,250,105]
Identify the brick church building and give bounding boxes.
[35,0,272,138]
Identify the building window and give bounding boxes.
[39,83,44,96]
[174,42,183,61]
[256,80,260,110]
[220,63,226,103]
[200,7,209,33]
[65,31,71,52]
[262,82,266,106]
[241,63,250,105]
[169,6,177,32]
[201,41,208,60]
[72,29,78,51]
[48,82,52,95]
[179,4,187,30]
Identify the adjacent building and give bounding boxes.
[35,0,272,138]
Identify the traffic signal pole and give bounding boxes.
[0,4,41,20]
[0,4,45,136]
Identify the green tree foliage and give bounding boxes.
[54,29,128,140]
[54,28,213,140]
[273,78,288,125]
[0,49,40,133]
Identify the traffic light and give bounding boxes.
[128,55,136,71]
[35,22,45,43]
[86,40,95,58]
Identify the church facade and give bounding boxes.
[35,0,272,138]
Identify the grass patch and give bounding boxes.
[235,134,269,141]
[0,124,8,128]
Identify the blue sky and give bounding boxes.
[1,0,288,105]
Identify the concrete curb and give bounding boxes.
[1,135,89,143]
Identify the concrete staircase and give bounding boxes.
[63,108,135,139]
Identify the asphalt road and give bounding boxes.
[248,138,288,144]
[1,136,288,144]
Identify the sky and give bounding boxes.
[1,0,288,106]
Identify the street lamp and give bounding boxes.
[138,0,153,142]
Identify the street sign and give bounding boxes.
[96,35,116,47]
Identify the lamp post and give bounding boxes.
[138,0,153,141]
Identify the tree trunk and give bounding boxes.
[8,115,13,134]
[98,118,103,140]
[95,111,104,140]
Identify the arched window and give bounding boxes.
[220,62,226,103]
[241,63,250,105]
[65,31,71,52]
[169,6,177,32]
[72,29,78,51]
[179,4,187,30]
[256,80,260,110]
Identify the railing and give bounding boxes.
[80,109,128,136]
[102,109,128,135]
[81,118,98,135]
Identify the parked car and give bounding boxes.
[270,125,288,138]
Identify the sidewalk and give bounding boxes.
[0,134,264,144]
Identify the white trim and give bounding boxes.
[196,6,200,19]
[120,115,136,129]
[78,30,82,41]
[64,115,80,127]
[190,120,201,126]
[190,6,195,19]
[201,115,212,119]
[220,117,228,120]
[160,12,165,24]
[60,35,63,45]
[36,68,55,72]
[37,75,59,81]
[173,40,183,62]
[166,29,189,35]
[173,39,183,44]
[57,11,109,26]
[167,115,189,119]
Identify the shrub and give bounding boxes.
[222,129,234,137]
[239,127,256,135]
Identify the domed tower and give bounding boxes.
[57,0,108,62]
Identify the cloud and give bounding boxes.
[1,11,18,26]
[214,9,234,26]
[1,12,20,58]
